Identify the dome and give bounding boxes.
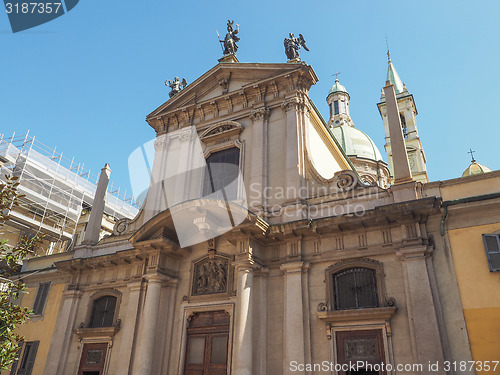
[331,124,384,161]
[462,161,492,177]
[328,79,348,96]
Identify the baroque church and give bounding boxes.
[6,26,500,375]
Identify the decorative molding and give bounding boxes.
[178,127,198,143]
[154,134,170,150]
[249,107,270,122]
[333,170,360,192]
[73,325,121,343]
[281,97,302,112]
[113,218,130,236]
[317,306,397,324]
[200,121,243,142]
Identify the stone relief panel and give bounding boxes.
[344,338,378,361]
[192,256,229,296]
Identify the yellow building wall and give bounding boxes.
[440,174,500,201]
[448,222,500,371]
[6,282,65,375]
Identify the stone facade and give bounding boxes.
[8,60,498,375]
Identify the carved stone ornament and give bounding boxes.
[333,170,360,192]
[113,218,130,235]
[206,124,234,137]
[249,107,270,122]
[200,121,243,142]
[178,127,197,143]
[192,256,229,296]
[154,135,170,150]
[344,338,378,361]
[318,302,328,312]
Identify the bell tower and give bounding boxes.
[377,52,428,183]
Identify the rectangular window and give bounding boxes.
[334,100,339,115]
[32,282,50,315]
[16,341,39,375]
[483,234,500,271]
[202,148,240,201]
[329,103,333,117]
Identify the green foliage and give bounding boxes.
[0,175,43,370]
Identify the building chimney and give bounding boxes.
[82,163,111,245]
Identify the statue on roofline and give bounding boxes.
[165,77,187,98]
[218,20,240,56]
[284,33,309,61]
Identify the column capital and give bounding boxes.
[144,273,175,285]
[177,126,198,143]
[127,281,143,292]
[249,107,270,122]
[62,289,83,299]
[154,133,170,150]
[280,261,309,274]
[233,259,260,272]
[396,245,432,260]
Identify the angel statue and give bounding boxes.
[219,20,240,56]
[165,76,187,98]
[284,33,310,61]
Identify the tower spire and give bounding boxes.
[377,51,429,184]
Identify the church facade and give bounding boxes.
[6,51,500,375]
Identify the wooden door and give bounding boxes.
[336,330,385,375]
[77,343,108,375]
[184,311,229,375]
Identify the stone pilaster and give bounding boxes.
[116,281,143,375]
[43,289,82,375]
[397,246,445,373]
[280,261,309,375]
[248,107,270,215]
[232,262,256,375]
[143,134,170,221]
[281,97,308,222]
[131,275,166,375]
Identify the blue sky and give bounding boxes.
[1,0,499,202]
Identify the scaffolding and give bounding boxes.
[0,131,139,249]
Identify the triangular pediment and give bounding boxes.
[147,62,317,121]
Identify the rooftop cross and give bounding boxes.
[386,35,391,61]
[332,71,341,80]
[468,148,476,163]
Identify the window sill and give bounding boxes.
[73,326,120,340]
[29,314,44,322]
[317,306,397,324]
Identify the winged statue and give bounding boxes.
[218,19,240,56]
[165,77,188,98]
[284,33,310,61]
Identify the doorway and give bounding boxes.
[336,329,386,375]
[184,310,230,375]
[77,343,108,375]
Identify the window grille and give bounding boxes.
[333,268,378,310]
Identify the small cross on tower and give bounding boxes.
[468,149,476,163]
[332,72,341,81]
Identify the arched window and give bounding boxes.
[333,268,378,310]
[89,296,117,328]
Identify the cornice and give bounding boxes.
[147,65,316,132]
